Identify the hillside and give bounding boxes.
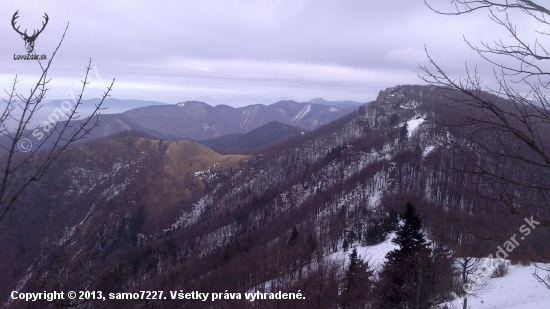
[198,121,304,150]
[0,132,247,299]
[1,85,549,308]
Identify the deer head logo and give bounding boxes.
[11,11,49,54]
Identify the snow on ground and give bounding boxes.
[367,190,383,209]
[444,262,550,309]
[406,116,425,138]
[246,235,399,294]
[328,233,398,270]
[423,145,435,157]
[355,235,398,269]
[292,104,311,122]
[329,235,550,309]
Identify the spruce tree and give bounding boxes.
[399,122,409,143]
[375,202,447,309]
[341,248,374,308]
[392,202,428,257]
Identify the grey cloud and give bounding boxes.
[0,0,535,105]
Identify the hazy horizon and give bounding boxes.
[2,1,537,107]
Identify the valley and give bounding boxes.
[2,85,548,308]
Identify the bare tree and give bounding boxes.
[421,0,550,291]
[452,256,493,309]
[421,1,550,227]
[0,24,115,228]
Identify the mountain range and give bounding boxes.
[99,99,357,140]
[1,85,548,308]
[15,99,359,152]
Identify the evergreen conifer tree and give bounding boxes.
[399,122,409,143]
[341,248,374,308]
[375,202,452,309]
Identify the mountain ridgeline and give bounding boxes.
[90,99,357,141]
[1,85,548,308]
[198,121,304,151]
[11,99,358,155]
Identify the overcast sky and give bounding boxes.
[0,1,538,106]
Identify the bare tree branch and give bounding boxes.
[0,23,115,227]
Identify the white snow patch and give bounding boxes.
[278,108,289,117]
[423,145,435,157]
[406,116,425,137]
[328,233,398,270]
[240,108,254,129]
[328,107,339,112]
[444,262,550,309]
[368,190,383,209]
[292,104,311,122]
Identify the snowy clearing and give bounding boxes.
[444,262,550,309]
[406,116,425,138]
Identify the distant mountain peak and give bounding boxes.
[307,98,329,104]
[270,99,300,106]
[175,101,210,107]
[305,98,365,107]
